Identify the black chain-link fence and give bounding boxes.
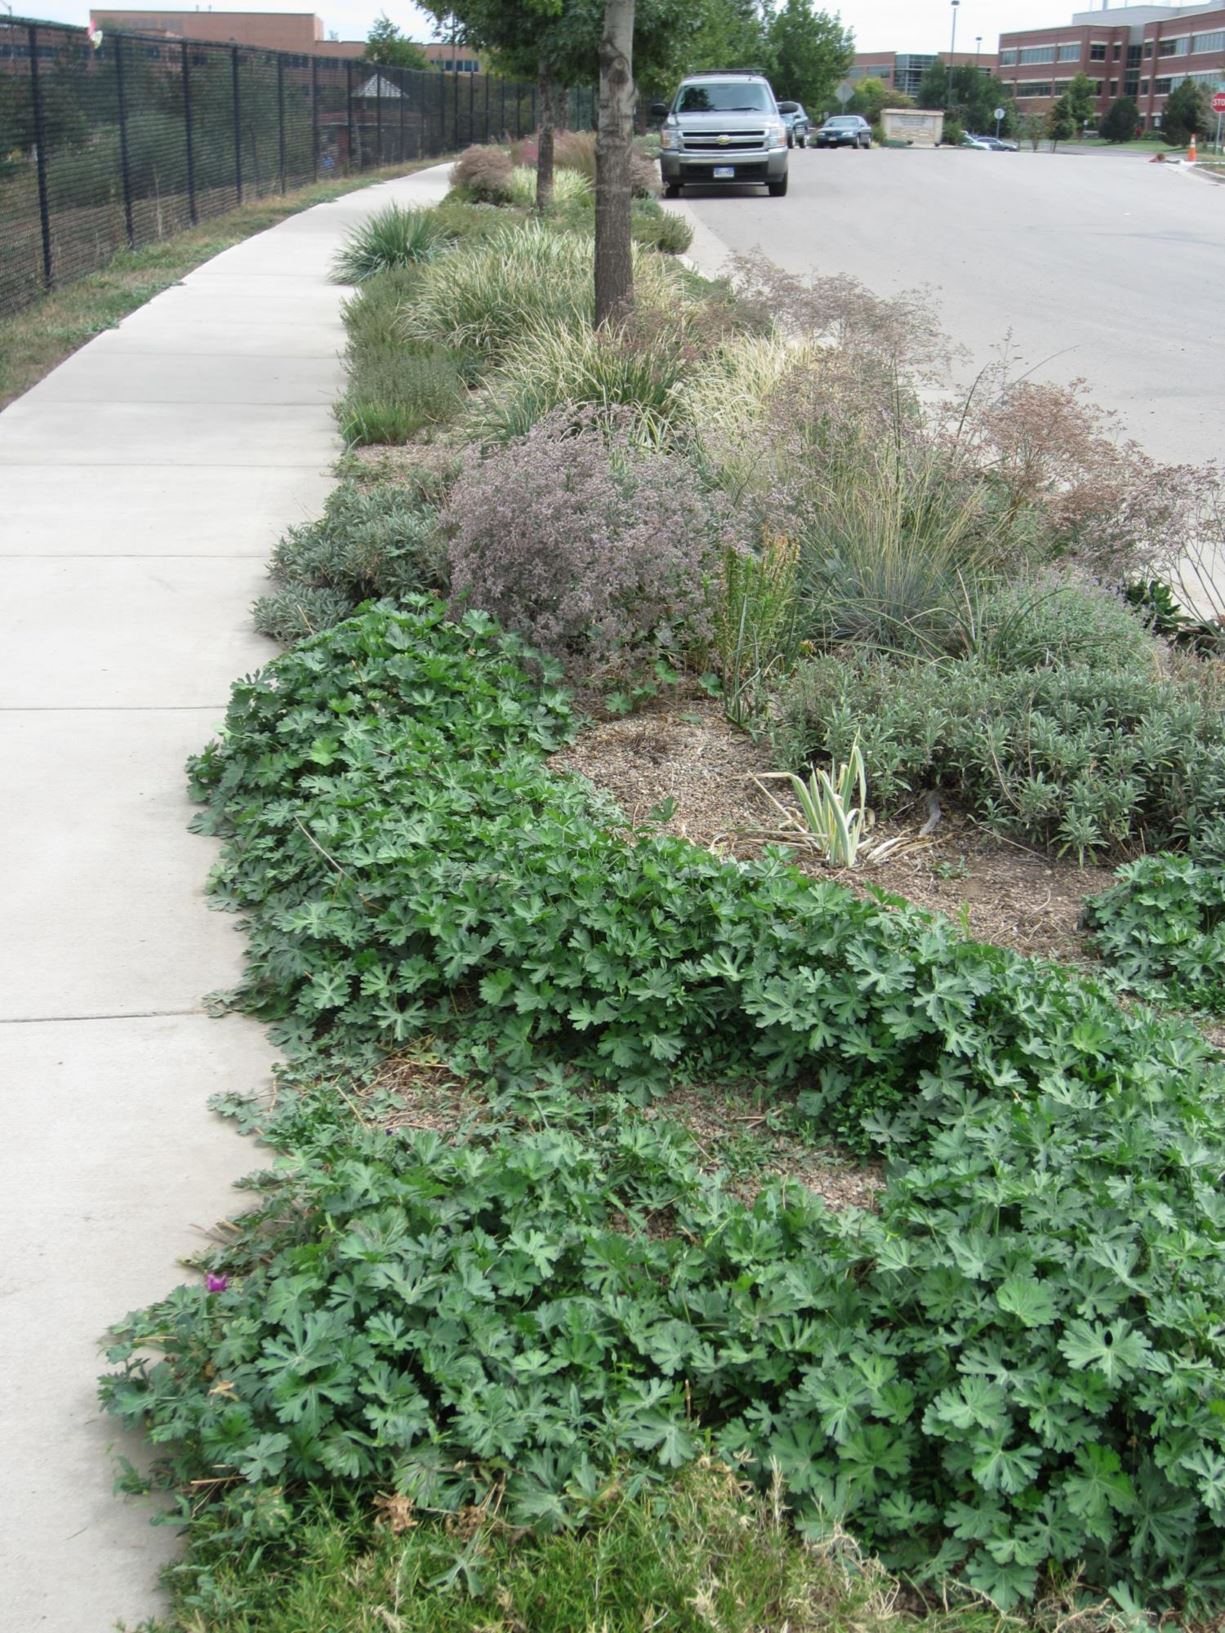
[0,16,595,317]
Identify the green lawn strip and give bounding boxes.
[0,158,450,411]
[102,601,1225,1618]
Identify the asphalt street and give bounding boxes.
[675,146,1224,469]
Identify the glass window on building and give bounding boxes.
[999,48,1017,65]
[1127,44,1142,64]
[1017,81,1052,97]
[1154,76,1172,93]
[1190,30,1225,53]
[1089,42,1107,61]
[1018,46,1056,64]
[1158,39,1176,56]
[1058,43,1080,61]
[1124,74,1140,94]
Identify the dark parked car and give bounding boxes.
[813,114,871,149]
[777,100,811,147]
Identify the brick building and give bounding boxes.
[998,3,1225,130]
[849,49,1001,100]
[86,11,484,68]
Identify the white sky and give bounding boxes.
[17,1,1140,56]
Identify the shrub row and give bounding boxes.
[771,645,1225,864]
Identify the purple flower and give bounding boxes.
[205,1273,229,1293]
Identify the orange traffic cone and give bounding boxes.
[1188,133,1198,163]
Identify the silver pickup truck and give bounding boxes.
[651,71,789,198]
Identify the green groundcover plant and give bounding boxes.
[104,602,1225,1612]
[1085,853,1225,1014]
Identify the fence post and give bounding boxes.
[311,57,319,181]
[468,66,474,144]
[531,83,537,132]
[26,24,54,291]
[483,72,490,143]
[180,42,198,224]
[500,77,506,140]
[376,65,383,167]
[346,59,356,172]
[114,34,135,247]
[231,45,243,202]
[277,54,286,193]
[452,68,459,147]
[398,68,405,162]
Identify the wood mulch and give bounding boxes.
[550,696,1114,970]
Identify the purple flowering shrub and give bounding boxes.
[443,410,739,679]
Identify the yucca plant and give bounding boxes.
[331,205,453,284]
[788,738,869,867]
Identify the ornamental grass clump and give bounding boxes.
[398,221,691,364]
[506,163,592,209]
[443,408,735,677]
[449,141,515,202]
[330,204,453,284]
[473,316,697,444]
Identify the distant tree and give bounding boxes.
[1021,111,1045,151]
[764,0,853,112]
[920,60,1014,133]
[848,75,910,124]
[1162,77,1210,145]
[1046,96,1076,149]
[686,0,766,75]
[1062,70,1097,131]
[917,58,947,110]
[951,66,1015,134]
[422,0,689,209]
[365,13,431,69]
[1100,94,1139,143]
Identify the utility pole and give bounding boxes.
[947,0,961,117]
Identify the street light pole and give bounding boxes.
[947,0,961,117]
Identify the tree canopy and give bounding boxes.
[364,13,431,69]
[919,60,1015,135]
[1100,94,1139,143]
[1162,78,1210,145]
[848,75,911,124]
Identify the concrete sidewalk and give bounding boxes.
[0,163,452,1632]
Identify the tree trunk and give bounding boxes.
[536,65,557,214]
[594,0,635,328]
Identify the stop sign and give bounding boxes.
[1212,91,1225,113]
